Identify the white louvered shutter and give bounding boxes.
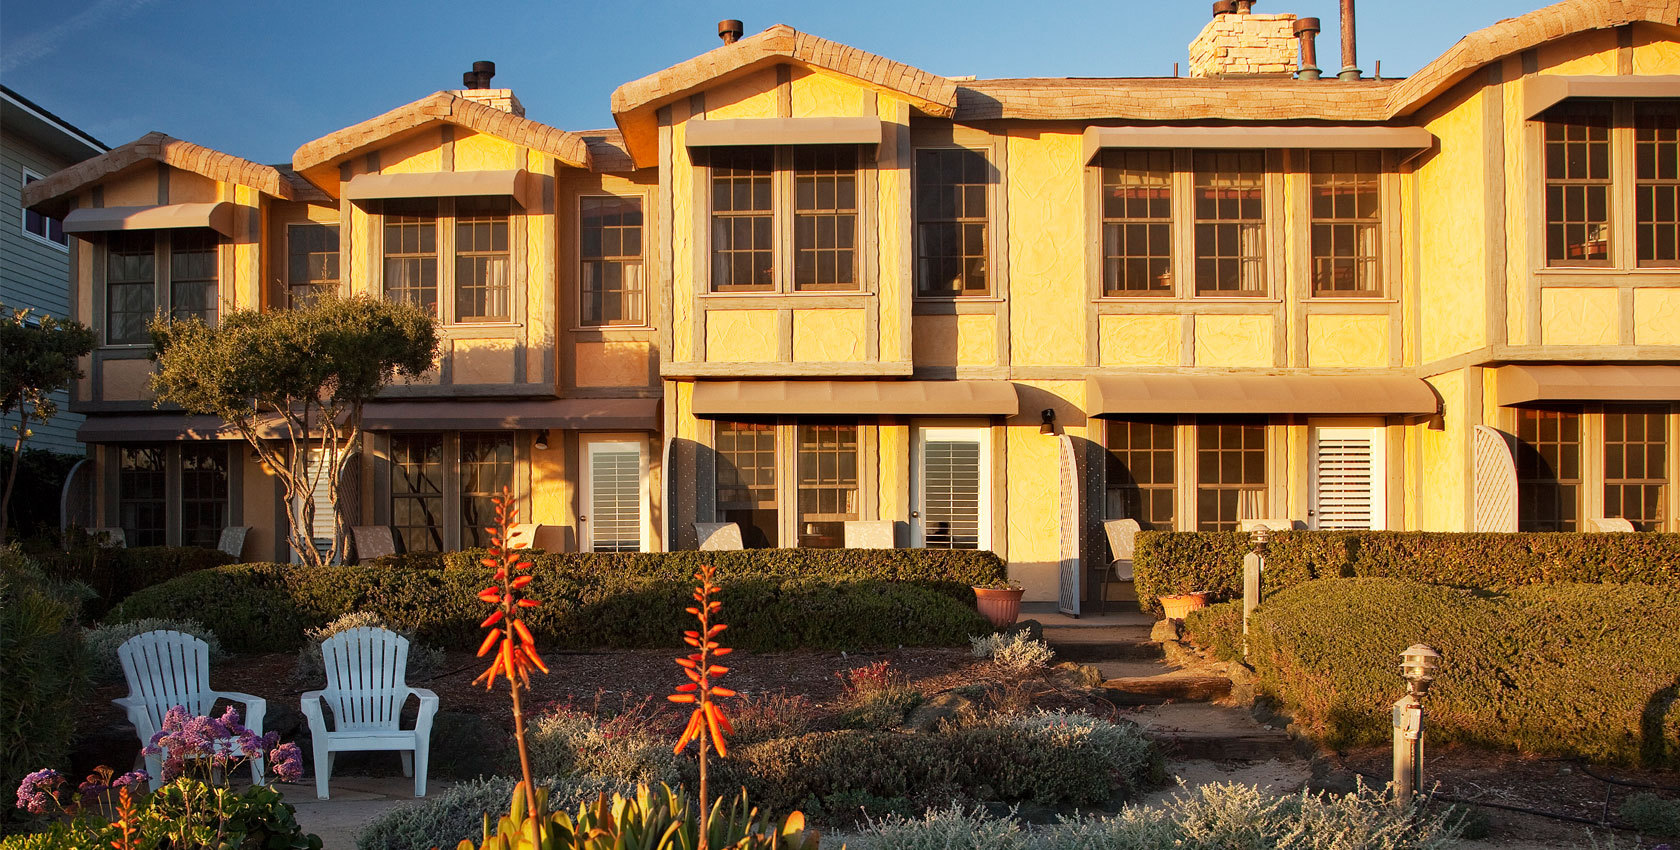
[919,430,985,550]
[587,442,644,552]
[1310,426,1386,530]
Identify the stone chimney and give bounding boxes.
[452,60,525,117]
[1188,4,1300,77]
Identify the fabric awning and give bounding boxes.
[342,170,540,210]
[361,398,659,431]
[1081,125,1435,163]
[1524,76,1680,119]
[1494,364,1680,406]
[685,117,888,148]
[692,380,1019,417]
[78,413,269,443]
[1086,373,1438,416]
[62,202,236,238]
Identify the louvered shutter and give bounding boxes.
[1310,426,1386,530]
[920,433,984,549]
[588,442,644,552]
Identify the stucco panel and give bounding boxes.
[706,309,779,361]
[1536,28,1619,76]
[169,170,220,203]
[792,309,866,362]
[99,168,160,206]
[704,68,780,120]
[575,341,651,387]
[230,185,259,312]
[1419,370,1466,531]
[101,358,155,401]
[1504,67,1531,346]
[379,130,443,174]
[877,421,908,526]
[1005,380,1086,602]
[1307,314,1389,367]
[452,337,516,384]
[1634,23,1680,74]
[1099,315,1179,366]
[1541,287,1619,346]
[957,314,998,366]
[791,68,864,118]
[877,97,910,364]
[1417,88,1487,362]
[912,315,958,366]
[1634,288,1680,346]
[454,130,519,171]
[1006,132,1085,367]
[1194,314,1272,367]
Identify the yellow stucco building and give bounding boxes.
[22,0,1680,612]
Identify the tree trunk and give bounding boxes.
[0,410,28,543]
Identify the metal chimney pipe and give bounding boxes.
[1211,1,1235,16]
[1233,0,1256,12]
[1294,17,1322,81]
[473,60,496,86]
[718,19,744,44]
[1338,0,1362,80]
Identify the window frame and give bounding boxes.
[108,442,237,549]
[713,419,780,549]
[1508,402,1678,533]
[701,145,873,296]
[913,146,993,298]
[19,168,68,251]
[1101,415,1278,532]
[1307,150,1385,298]
[98,229,223,347]
[707,418,879,549]
[1534,98,1680,273]
[1635,100,1680,269]
[578,193,649,327]
[285,222,342,309]
[1099,149,1176,298]
[375,196,522,326]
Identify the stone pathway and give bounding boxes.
[286,776,453,849]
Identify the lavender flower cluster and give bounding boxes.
[142,705,303,783]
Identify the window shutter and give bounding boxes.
[923,439,982,549]
[1473,425,1519,532]
[1311,428,1383,530]
[590,445,643,552]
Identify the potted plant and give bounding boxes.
[972,579,1025,629]
[1158,590,1211,621]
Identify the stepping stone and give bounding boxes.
[1102,673,1233,705]
[1123,702,1297,761]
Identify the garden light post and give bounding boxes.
[1393,643,1441,806]
[1242,526,1269,656]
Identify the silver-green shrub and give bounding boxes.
[292,611,445,684]
[1001,710,1157,791]
[84,618,225,683]
[970,632,1055,671]
[525,709,681,785]
[854,805,1031,850]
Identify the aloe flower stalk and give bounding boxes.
[669,563,737,850]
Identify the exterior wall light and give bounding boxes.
[533,430,550,450]
[1039,408,1056,435]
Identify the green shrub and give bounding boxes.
[83,618,226,683]
[35,545,234,619]
[1132,529,1680,612]
[1245,578,1680,768]
[1620,792,1680,838]
[1181,601,1243,663]
[353,775,631,850]
[112,552,995,652]
[0,550,88,822]
[525,709,681,785]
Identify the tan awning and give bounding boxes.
[685,117,888,148]
[361,398,659,431]
[1086,373,1438,416]
[77,413,275,443]
[342,169,540,209]
[1081,125,1435,163]
[1494,364,1680,406]
[62,202,236,238]
[1524,76,1680,119]
[692,380,1018,417]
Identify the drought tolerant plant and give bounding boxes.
[669,563,739,849]
[293,611,445,683]
[0,549,86,823]
[1621,791,1680,838]
[354,775,634,850]
[525,705,681,784]
[84,618,225,683]
[970,632,1056,671]
[835,660,922,730]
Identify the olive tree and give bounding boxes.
[0,306,95,542]
[150,297,438,566]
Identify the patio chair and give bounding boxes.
[350,526,397,563]
[1586,517,1636,532]
[88,527,127,548]
[693,522,743,551]
[300,626,437,799]
[844,520,895,548]
[217,526,250,560]
[1104,519,1141,583]
[115,630,268,791]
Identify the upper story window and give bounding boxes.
[1544,102,1612,266]
[1101,150,1173,297]
[381,197,511,323]
[1194,151,1266,297]
[169,230,218,325]
[1543,99,1680,269]
[455,197,510,322]
[383,199,439,312]
[915,147,990,297]
[580,196,645,326]
[287,223,340,308]
[106,232,156,344]
[708,146,861,294]
[1636,102,1680,267]
[1309,151,1382,297]
[103,229,220,345]
[20,170,67,249]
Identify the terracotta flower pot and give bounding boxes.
[973,586,1025,629]
[1159,592,1210,621]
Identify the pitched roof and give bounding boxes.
[22,131,293,217]
[955,77,1396,122]
[291,91,592,185]
[1385,0,1680,116]
[610,24,959,166]
[576,129,638,173]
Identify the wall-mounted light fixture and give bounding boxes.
[533,429,550,450]
[1039,408,1057,435]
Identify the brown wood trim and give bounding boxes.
[1082,125,1434,162]
[1484,63,1508,351]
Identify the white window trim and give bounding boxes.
[1307,420,1387,531]
[19,167,68,252]
[912,424,992,550]
[581,436,650,553]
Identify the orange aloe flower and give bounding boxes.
[472,489,549,691]
[669,563,737,757]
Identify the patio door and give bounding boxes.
[913,427,989,550]
[1309,424,1386,530]
[583,439,646,552]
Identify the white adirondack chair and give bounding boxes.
[115,630,268,791]
[300,626,438,799]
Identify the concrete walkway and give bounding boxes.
[285,776,453,849]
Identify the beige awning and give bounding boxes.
[1081,125,1435,163]
[1494,364,1680,406]
[1086,373,1438,416]
[1524,76,1680,119]
[62,202,236,238]
[692,380,1018,417]
[361,398,659,431]
[685,117,888,148]
[342,169,540,209]
[77,413,275,443]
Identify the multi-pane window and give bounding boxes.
[383,200,439,313]
[793,146,857,291]
[710,148,774,291]
[390,433,444,553]
[796,423,858,548]
[1636,101,1680,267]
[459,432,514,548]
[180,444,229,549]
[455,198,510,322]
[287,224,340,308]
[1195,417,1267,531]
[20,171,66,247]
[1101,150,1173,296]
[118,447,167,547]
[169,230,219,325]
[915,148,989,297]
[1515,407,1582,532]
[1194,151,1266,295]
[581,196,645,326]
[106,232,155,344]
[1105,417,1177,530]
[715,421,778,549]
[1603,405,1668,531]
[1545,102,1612,265]
[1310,151,1382,296]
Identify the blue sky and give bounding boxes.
[2,0,1541,165]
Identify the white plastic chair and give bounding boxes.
[300,626,438,799]
[115,630,267,791]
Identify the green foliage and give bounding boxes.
[1619,792,1680,838]
[835,660,924,730]
[0,449,78,546]
[1132,529,1680,612]
[0,550,87,822]
[1,779,322,850]
[34,545,234,619]
[0,307,94,542]
[354,776,632,850]
[293,611,446,683]
[83,617,226,683]
[455,782,820,850]
[526,710,682,785]
[1244,578,1680,768]
[112,549,999,652]
[1181,601,1243,664]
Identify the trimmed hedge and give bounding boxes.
[1132,529,1680,613]
[1235,578,1680,769]
[35,545,234,619]
[110,548,1003,652]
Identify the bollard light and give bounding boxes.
[1250,525,1270,553]
[1400,644,1441,695]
